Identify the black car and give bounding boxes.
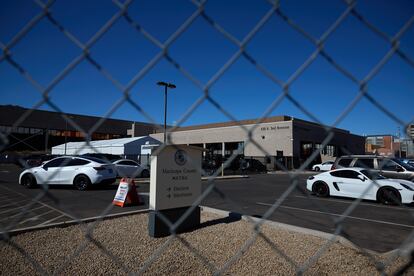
[240,158,267,173]
[202,155,267,175]
[226,157,267,174]
[18,154,61,168]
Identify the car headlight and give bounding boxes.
[400,183,414,191]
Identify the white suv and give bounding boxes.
[19,156,116,190]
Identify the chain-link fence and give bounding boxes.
[1,0,414,274]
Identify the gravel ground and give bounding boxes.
[0,211,412,275]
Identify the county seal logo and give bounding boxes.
[174,149,187,166]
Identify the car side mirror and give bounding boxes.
[42,165,48,170]
[358,175,366,182]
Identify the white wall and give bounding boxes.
[51,136,161,156]
[150,121,294,157]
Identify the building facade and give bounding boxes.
[1,105,367,168]
[396,137,414,158]
[365,134,414,158]
[407,124,414,141]
[365,135,396,156]
[150,116,365,169]
[0,105,160,153]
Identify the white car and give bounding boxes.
[306,167,414,205]
[312,161,334,171]
[112,159,150,178]
[19,156,116,191]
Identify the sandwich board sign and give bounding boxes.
[113,178,141,207]
[148,145,203,237]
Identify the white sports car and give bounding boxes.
[306,167,414,205]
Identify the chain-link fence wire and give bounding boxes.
[1,0,414,274]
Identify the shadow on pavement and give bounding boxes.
[198,212,242,230]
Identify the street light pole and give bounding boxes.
[64,119,68,155]
[157,81,176,144]
[64,115,74,155]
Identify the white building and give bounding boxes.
[150,116,365,169]
[51,136,160,161]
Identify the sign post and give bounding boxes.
[148,145,203,237]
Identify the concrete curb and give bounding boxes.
[199,206,399,257]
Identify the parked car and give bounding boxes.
[81,153,121,162]
[201,156,267,175]
[202,158,219,176]
[221,157,267,173]
[332,155,414,182]
[19,156,116,190]
[18,154,61,168]
[240,158,267,172]
[401,159,414,167]
[312,161,334,171]
[112,159,150,178]
[306,167,414,205]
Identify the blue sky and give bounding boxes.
[1,0,413,137]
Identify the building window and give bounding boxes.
[75,131,85,138]
[48,130,58,136]
[300,142,313,159]
[326,145,336,156]
[366,136,384,147]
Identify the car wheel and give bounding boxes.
[21,174,37,188]
[314,167,320,172]
[312,181,329,197]
[141,169,150,178]
[73,175,91,191]
[377,187,401,205]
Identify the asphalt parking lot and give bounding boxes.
[0,164,149,233]
[202,173,414,253]
[1,164,413,253]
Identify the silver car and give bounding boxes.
[332,155,414,182]
[112,159,150,178]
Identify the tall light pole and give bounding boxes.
[64,115,74,155]
[157,81,176,144]
[64,119,68,155]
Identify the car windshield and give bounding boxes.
[393,159,414,171]
[361,170,386,180]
